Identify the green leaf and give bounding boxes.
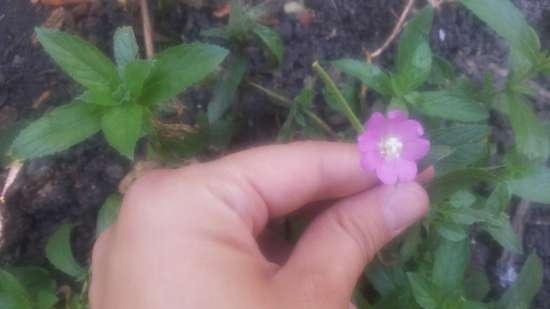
[0,270,32,309]
[437,221,467,242]
[113,26,139,67]
[430,124,490,146]
[449,191,476,208]
[45,224,86,280]
[79,89,120,106]
[461,0,540,64]
[435,142,488,176]
[11,101,101,160]
[140,43,228,106]
[448,208,487,225]
[497,254,543,309]
[101,103,143,159]
[485,184,511,214]
[122,59,153,100]
[253,24,284,65]
[432,239,469,292]
[464,270,491,301]
[406,91,489,122]
[408,273,438,309]
[366,260,407,296]
[508,167,550,204]
[428,55,456,85]
[201,27,231,40]
[8,267,57,309]
[333,59,392,96]
[207,53,248,123]
[392,6,434,95]
[504,94,549,160]
[227,0,256,38]
[0,121,27,164]
[429,168,494,203]
[96,194,122,237]
[35,27,118,92]
[484,217,522,253]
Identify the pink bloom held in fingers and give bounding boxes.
[358,110,430,185]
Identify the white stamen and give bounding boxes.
[378,136,403,160]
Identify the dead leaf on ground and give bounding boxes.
[31,90,52,109]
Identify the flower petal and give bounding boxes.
[366,112,387,132]
[362,148,383,171]
[402,137,430,161]
[387,110,407,121]
[395,159,418,182]
[376,161,399,185]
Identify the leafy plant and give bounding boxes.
[11,26,228,160]
[203,0,284,123]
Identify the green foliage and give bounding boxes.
[45,224,86,280]
[11,101,101,160]
[496,254,543,309]
[405,90,489,122]
[333,59,392,96]
[0,270,32,309]
[96,194,122,237]
[12,27,228,160]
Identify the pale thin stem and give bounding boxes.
[140,0,155,59]
[248,81,338,139]
[366,0,415,61]
[312,61,363,133]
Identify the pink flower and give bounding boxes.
[358,110,430,185]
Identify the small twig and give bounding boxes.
[248,81,338,139]
[140,0,154,59]
[366,0,415,61]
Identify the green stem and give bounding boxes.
[312,61,364,133]
[248,81,338,138]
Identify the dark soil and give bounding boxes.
[1,0,549,307]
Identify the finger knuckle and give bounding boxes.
[328,207,378,262]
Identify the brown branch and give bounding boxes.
[140,0,154,59]
[366,0,415,61]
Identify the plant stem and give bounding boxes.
[248,81,338,138]
[312,61,364,133]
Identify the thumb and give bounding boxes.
[275,183,428,303]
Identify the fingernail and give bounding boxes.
[382,183,428,235]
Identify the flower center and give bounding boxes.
[378,136,403,160]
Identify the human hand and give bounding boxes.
[90,142,430,309]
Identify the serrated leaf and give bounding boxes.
[406,91,489,122]
[508,167,550,204]
[101,103,143,159]
[366,260,407,296]
[504,94,549,160]
[408,273,438,309]
[497,254,543,309]
[79,89,120,106]
[35,27,118,92]
[392,6,434,95]
[430,124,490,146]
[96,194,122,237]
[436,142,488,176]
[428,55,455,85]
[140,43,228,106]
[11,102,101,160]
[207,53,248,123]
[0,270,32,309]
[113,26,139,68]
[8,267,57,309]
[333,59,392,96]
[253,24,284,64]
[433,239,469,292]
[461,0,540,64]
[429,169,494,203]
[45,224,86,280]
[122,59,153,100]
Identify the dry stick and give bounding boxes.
[366,0,415,61]
[140,0,154,59]
[247,81,338,139]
